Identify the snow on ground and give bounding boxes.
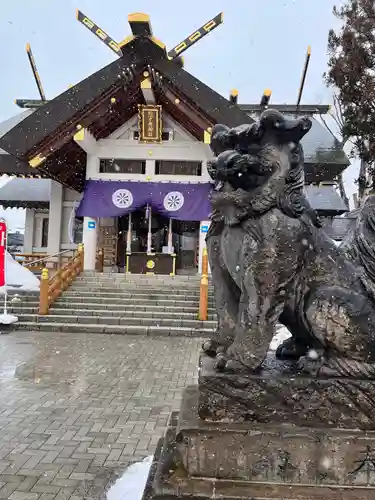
[106,456,153,500]
[270,325,291,351]
[0,252,39,293]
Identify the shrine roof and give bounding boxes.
[322,217,353,241]
[245,109,349,180]
[0,37,251,159]
[0,10,349,192]
[0,109,33,154]
[0,110,53,180]
[0,35,254,191]
[305,185,348,215]
[0,178,50,209]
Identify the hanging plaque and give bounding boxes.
[138,105,162,143]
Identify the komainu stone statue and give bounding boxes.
[203,108,375,379]
[143,111,375,500]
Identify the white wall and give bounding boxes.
[61,188,83,250]
[47,181,63,255]
[26,185,82,255]
[32,210,49,253]
[23,209,35,253]
[86,112,213,184]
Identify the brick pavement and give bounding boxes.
[0,331,202,499]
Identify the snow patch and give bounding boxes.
[0,252,40,293]
[0,313,18,324]
[106,455,152,500]
[270,325,291,351]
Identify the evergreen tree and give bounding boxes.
[325,0,375,199]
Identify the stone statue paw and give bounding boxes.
[202,339,227,358]
[214,353,248,373]
[275,337,309,360]
[297,353,324,376]
[202,339,220,357]
[214,342,252,373]
[214,353,227,371]
[224,358,248,372]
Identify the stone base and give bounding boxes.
[143,386,375,499]
[199,353,375,429]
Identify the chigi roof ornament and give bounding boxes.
[75,9,223,62]
[15,9,224,111]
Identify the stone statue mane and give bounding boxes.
[143,110,375,500]
[207,109,321,228]
[204,109,375,380]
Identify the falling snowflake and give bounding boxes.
[163,191,184,212]
[112,189,133,209]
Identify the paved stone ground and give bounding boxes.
[0,331,202,499]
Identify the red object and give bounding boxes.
[0,222,6,287]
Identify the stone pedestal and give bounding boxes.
[143,354,375,499]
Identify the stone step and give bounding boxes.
[65,286,203,297]
[78,278,203,285]
[9,291,215,302]
[77,274,203,280]
[76,281,211,288]
[4,290,39,296]
[73,283,211,292]
[12,321,212,337]
[15,313,217,329]
[10,306,217,320]
[62,290,213,303]
[10,303,216,314]
[82,272,202,278]
[56,295,215,306]
[70,284,214,293]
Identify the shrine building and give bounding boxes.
[0,12,350,275]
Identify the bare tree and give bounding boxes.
[325,0,375,203]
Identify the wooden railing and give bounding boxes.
[39,244,84,315]
[15,250,74,273]
[199,248,209,321]
[15,252,48,272]
[16,248,104,274]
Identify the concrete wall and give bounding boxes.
[24,184,82,255]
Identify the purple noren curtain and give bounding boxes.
[76,180,213,221]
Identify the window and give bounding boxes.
[99,159,146,174]
[41,217,49,247]
[73,218,83,244]
[155,160,202,176]
[133,130,171,141]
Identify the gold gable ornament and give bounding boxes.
[138,105,162,143]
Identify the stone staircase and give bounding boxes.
[8,273,217,337]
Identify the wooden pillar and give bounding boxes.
[199,248,209,321]
[147,205,152,254]
[78,243,84,273]
[126,213,132,253]
[39,268,49,315]
[167,218,173,254]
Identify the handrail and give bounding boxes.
[39,244,84,315]
[25,248,73,268]
[199,248,209,321]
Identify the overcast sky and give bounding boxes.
[0,0,357,230]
